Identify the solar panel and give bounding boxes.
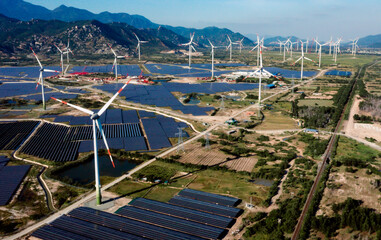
[116,206,227,239]
[130,198,235,229]
[68,207,202,240]
[178,188,241,207]
[141,119,171,149]
[0,165,31,205]
[31,225,92,240]
[169,196,242,218]
[124,137,147,151]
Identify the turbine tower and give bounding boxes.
[180,33,197,68]
[51,81,130,205]
[328,36,333,55]
[226,35,238,62]
[251,42,281,116]
[236,38,245,53]
[133,33,148,61]
[108,43,127,81]
[292,41,315,80]
[63,35,74,73]
[315,39,328,68]
[54,44,65,74]
[251,35,261,66]
[305,38,309,54]
[30,48,59,110]
[208,39,217,79]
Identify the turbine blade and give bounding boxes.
[96,119,115,168]
[108,43,117,56]
[50,97,94,115]
[54,44,62,53]
[97,80,131,116]
[293,57,302,65]
[133,32,140,42]
[43,69,59,73]
[30,48,43,69]
[304,57,315,62]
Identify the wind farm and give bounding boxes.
[0,0,380,240]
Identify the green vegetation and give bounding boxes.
[299,133,329,158]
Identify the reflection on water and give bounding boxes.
[56,155,138,185]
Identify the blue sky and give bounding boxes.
[26,0,381,41]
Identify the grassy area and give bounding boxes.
[298,99,334,107]
[335,136,381,164]
[255,111,298,130]
[109,160,269,205]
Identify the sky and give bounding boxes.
[26,0,381,41]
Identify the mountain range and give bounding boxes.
[0,0,253,48]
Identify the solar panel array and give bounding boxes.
[141,118,171,149]
[0,66,61,78]
[325,70,352,77]
[0,165,31,205]
[0,156,9,171]
[178,188,241,207]
[116,206,226,239]
[31,189,243,239]
[32,206,204,240]
[129,198,235,229]
[66,123,142,140]
[19,123,80,162]
[169,196,242,218]
[71,65,143,76]
[0,121,39,150]
[0,83,53,98]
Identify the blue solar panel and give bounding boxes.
[0,83,53,98]
[31,225,92,240]
[68,207,202,240]
[0,165,31,205]
[169,196,242,218]
[122,110,139,124]
[124,137,147,151]
[130,198,235,229]
[54,115,73,123]
[106,109,123,124]
[179,188,240,207]
[141,119,171,149]
[69,116,90,125]
[138,110,156,118]
[325,70,352,77]
[0,66,61,78]
[50,215,146,240]
[116,206,227,239]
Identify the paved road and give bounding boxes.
[3,69,327,240]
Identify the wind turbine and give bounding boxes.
[226,35,238,62]
[333,38,342,63]
[305,38,309,54]
[30,48,59,110]
[133,33,148,61]
[252,43,281,116]
[236,38,245,53]
[54,44,65,74]
[328,36,333,55]
[251,35,261,66]
[351,37,359,57]
[315,37,319,53]
[180,33,197,68]
[51,81,130,205]
[277,39,283,55]
[292,41,315,80]
[315,39,328,68]
[208,39,217,79]
[63,36,74,73]
[108,43,128,81]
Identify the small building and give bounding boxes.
[304,128,319,134]
[225,118,238,125]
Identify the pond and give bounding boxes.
[249,178,274,187]
[55,155,139,185]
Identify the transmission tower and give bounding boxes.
[175,127,185,153]
[205,132,211,150]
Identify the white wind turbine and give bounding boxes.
[251,35,261,66]
[328,36,333,55]
[133,33,148,61]
[63,37,74,74]
[252,43,281,116]
[208,39,217,79]
[54,44,65,74]
[180,33,197,68]
[236,38,245,53]
[315,39,329,68]
[333,38,342,63]
[292,41,315,80]
[305,38,309,54]
[351,38,359,57]
[226,35,238,62]
[277,39,284,55]
[30,48,59,110]
[315,36,319,53]
[108,43,128,81]
[51,81,130,205]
